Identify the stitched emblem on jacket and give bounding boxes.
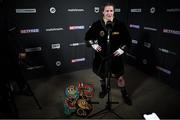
[99,30,105,37]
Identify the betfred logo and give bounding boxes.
[163,29,180,35]
[130,8,142,13]
[129,24,140,29]
[20,29,39,34]
[69,25,85,30]
[71,58,85,63]
[69,42,85,47]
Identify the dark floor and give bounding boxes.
[1,64,180,119]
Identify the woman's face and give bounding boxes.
[103,5,114,21]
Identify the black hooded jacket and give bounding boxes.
[85,18,131,78]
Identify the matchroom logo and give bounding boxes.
[16,8,36,13]
[46,28,64,32]
[26,65,44,70]
[166,8,180,12]
[25,47,42,52]
[67,8,84,12]
[156,66,171,75]
[144,27,157,31]
[158,48,177,55]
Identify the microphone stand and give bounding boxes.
[87,26,122,119]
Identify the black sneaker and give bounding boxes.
[122,94,132,105]
[120,87,132,105]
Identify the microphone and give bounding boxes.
[106,21,113,42]
[106,21,113,30]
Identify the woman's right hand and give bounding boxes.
[91,44,102,52]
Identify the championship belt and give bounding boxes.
[78,82,95,98]
[64,83,94,117]
[65,85,79,99]
[64,85,79,116]
[76,98,93,117]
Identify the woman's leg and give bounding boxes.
[115,75,132,105]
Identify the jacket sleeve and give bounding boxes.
[85,22,97,47]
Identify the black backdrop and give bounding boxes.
[126,0,180,87]
[1,0,180,87]
[2,0,127,78]
[126,0,160,75]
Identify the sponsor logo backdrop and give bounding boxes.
[127,0,180,87]
[3,0,127,79]
[3,0,179,87]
